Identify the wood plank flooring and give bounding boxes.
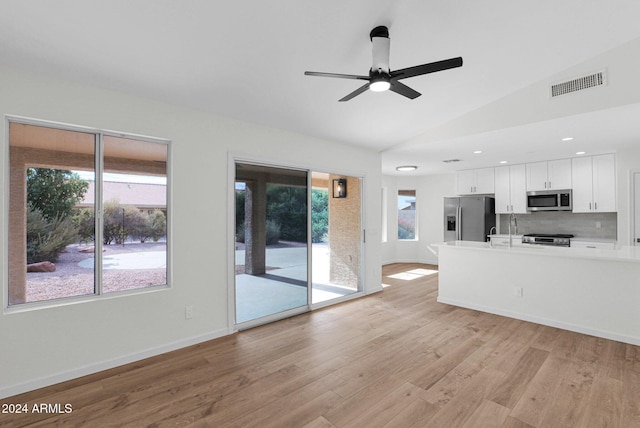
[2,263,640,427]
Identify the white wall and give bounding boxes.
[382,173,456,265]
[0,65,382,398]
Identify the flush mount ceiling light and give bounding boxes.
[576,151,586,155]
[396,165,418,171]
[562,137,574,141]
[499,160,508,164]
[473,150,483,154]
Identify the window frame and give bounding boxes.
[3,115,172,311]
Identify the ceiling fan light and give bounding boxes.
[370,80,391,92]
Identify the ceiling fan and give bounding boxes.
[305,26,463,102]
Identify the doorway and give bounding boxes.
[311,172,362,304]
[233,162,363,328]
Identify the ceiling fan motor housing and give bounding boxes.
[370,26,390,75]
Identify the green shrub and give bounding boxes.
[311,189,328,243]
[267,185,307,242]
[236,223,245,243]
[74,208,95,243]
[149,210,167,242]
[26,204,79,264]
[266,220,281,245]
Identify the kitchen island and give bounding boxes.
[433,241,640,345]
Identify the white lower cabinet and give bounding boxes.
[571,240,616,250]
[489,235,524,246]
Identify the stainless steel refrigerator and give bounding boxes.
[444,196,496,242]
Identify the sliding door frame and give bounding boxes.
[227,152,366,332]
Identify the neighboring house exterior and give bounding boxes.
[77,180,167,214]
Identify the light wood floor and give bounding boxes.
[3,263,640,427]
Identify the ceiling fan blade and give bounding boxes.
[305,71,370,81]
[390,57,463,80]
[339,83,370,102]
[389,81,421,99]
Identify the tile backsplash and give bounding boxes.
[498,211,617,240]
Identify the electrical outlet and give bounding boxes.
[514,287,523,297]
[185,305,194,320]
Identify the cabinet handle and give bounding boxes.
[548,181,551,188]
[589,202,592,210]
[594,202,598,210]
[544,182,547,189]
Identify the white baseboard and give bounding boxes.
[0,327,231,399]
[437,296,640,347]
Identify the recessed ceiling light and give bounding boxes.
[396,165,418,171]
[576,151,586,155]
[562,137,574,141]
[499,160,508,164]
[473,150,483,154]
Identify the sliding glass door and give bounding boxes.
[234,162,362,328]
[235,163,309,324]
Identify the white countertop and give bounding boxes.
[433,240,640,263]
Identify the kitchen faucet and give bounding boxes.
[508,212,518,248]
[489,226,497,248]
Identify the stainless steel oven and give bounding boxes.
[522,234,573,247]
[526,189,572,212]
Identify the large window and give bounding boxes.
[397,189,417,240]
[7,119,169,306]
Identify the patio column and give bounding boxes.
[244,179,266,275]
[8,150,27,304]
[328,175,360,288]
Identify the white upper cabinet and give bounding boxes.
[457,170,476,195]
[526,159,572,191]
[571,154,616,213]
[592,154,616,212]
[495,164,527,214]
[548,159,572,189]
[475,168,495,194]
[456,168,495,195]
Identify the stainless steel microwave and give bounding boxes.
[526,189,572,211]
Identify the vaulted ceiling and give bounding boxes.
[2,1,640,175]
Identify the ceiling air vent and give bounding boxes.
[442,159,461,163]
[550,70,606,98]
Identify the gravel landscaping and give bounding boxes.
[26,242,167,303]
